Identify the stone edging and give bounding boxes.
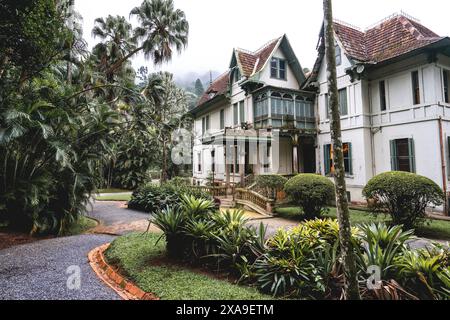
[88,243,159,300]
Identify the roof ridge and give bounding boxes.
[235,47,255,56]
[205,70,230,91]
[333,19,362,32]
[364,11,420,31]
[253,36,282,54]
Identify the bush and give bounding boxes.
[254,218,358,298]
[363,172,444,229]
[284,174,335,219]
[255,175,288,198]
[128,183,211,213]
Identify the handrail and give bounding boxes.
[235,188,275,214]
[191,186,228,197]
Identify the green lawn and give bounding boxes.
[104,233,271,300]
[97,188,130,194]
[62,216,98,236]
[95,193,132,201]
[275,206,450,241]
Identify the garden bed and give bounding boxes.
[104,233,272,300]
[274,206,450,241]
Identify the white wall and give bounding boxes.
[259,46,300,90]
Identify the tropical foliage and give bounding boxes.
[0,0,190,234]
[128,181,212,213]
[148,194,450,300]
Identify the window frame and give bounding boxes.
[338,88,348,116]
[379,80,387,111]
[270,57,287,80]
[411,70,421,105]
[390,138,416,173]
[443,69,450,104]
[239,101,245,124]
[324,142,353,175]
[220,109,225,130]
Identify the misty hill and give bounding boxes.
[174,70,221,92]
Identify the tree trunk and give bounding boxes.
[323,0,361,300]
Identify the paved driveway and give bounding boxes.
[0,200,150,300]
[0,234,119,300]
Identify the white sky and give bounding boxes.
[76,0,450,78]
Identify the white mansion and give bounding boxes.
[189,12,450,203]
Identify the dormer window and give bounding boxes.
[233,68,241,83]
[270,58,286,80]
[208,92,216,99]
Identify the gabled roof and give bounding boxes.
[197,71,230,106]
[305,12,447,87]
[234,37,281,77]
[334,13,443,63]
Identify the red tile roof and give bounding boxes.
[334,13,443,63]
[197,71,230,106]
[197,37,282,107]
[236,38,281,77]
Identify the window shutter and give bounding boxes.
[408,138,416,173]
[348,142,353,175]
[324,145,331,175]
[390,140,397,171]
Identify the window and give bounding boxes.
[444,70,450,103]
[412,71,421,105]
[379,80,387,111]
[211,150,216,173]
[202,115,210,134]
[220,109,225,130]
[324,143,353,175]
[335,43,342,66]
[233,103,238,126]
[270,58,287,80]
[390,138,415,173]
[197,152,202,173]
[233,68,241,83]
[263,145,271,172]
[324,94,329,119]
[338,88,348,116]
[239,101,245,124]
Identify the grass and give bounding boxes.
[97,188,130,194]
[104,233,271,300]
[275,206,450,241]
[62,216,98,236]
[95,193,132,201]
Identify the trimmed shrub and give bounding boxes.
[362,171,444,229]
[255,174,288,199]
[284,174,335,219]
[128,183,211,213]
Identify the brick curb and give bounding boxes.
[88,243,159,300]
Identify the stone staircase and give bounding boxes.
[217,196,236,209]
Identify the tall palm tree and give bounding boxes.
[107,0,189,74]
[91,15,136,82]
